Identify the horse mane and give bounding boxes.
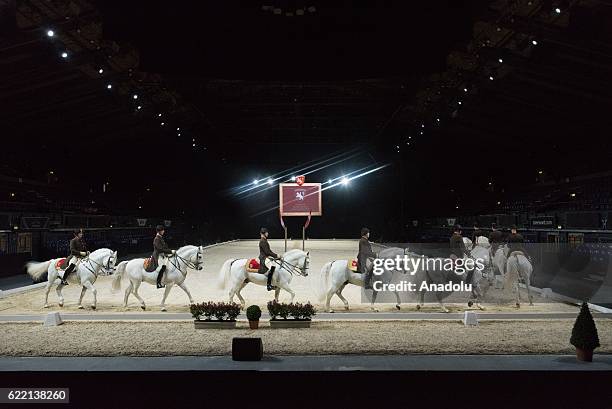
[177,245,198,254]
[283,249,305,259]
[90,248,112,257]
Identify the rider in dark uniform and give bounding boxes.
[472,223,486,246]
[507,225,528,258]
[153,225,174,289]
[489,223,503,255]
[258,227,278,291]
[449,225,468,258]
[358,227,377,289]
[60,228,88,285]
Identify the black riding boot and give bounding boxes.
[156,266,166,289]
[266,266,275,291]
[61,264,75,285]
[364,271,372,290]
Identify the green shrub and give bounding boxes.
[267,300,316,320]
[190,301,241,321]
[246,305,262,321]
[570,302,600,351]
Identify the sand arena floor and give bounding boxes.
[0,240,579,314]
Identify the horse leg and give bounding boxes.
[235,282,247,310]
[177,281,195,305]
[525,273,534,306]
[274,288,281,303]
[43,279,53,308]
[416,290,425,310]
[514,278,521,308]
[132,281,146,310]
[436,292,449,313]
[278,281,295,304]
[370,290,379,312]
[77,286,87,309]
[325,287,335,313]
[336,283,349,311]
[123,281,133,308]
[82,281,97,310]
[160,283,173,312]
[55,282,65,308]
[393,290,401,310]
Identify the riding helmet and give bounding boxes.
[453,224,462,232]
[73,228,83,236]
[156,225,165,232]
[260,227,269,235]
[361,227,370,236]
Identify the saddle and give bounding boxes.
[55,258,68,271]
[348,258,359,272]
[143,257,158,273]
[246,258,260,273]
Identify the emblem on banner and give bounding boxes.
[296,190,305,201]
[296,175,305,186]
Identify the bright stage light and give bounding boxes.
[290,176,296,181]
[47,30,55,37]
[158,113,162,117]
[61,51,68,58]
[98,68,104,74]
[341,177,349,185]
[327,179,332,184]
[489,76,494,81]
[133,94,138,99]
[555,8,561,13]
[106,84,112,89]
[267,178,273,185]
[137,105,142,110]
[498,58,503,63]
[532,40,538,45]
[253,179,259,185]
[463,87,468,92]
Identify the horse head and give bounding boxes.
[176,245,204,271]
[282,249,309,276]
[90,248,118,275]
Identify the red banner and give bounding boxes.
[279,183,322,216]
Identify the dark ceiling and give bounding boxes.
[1,0,612,220]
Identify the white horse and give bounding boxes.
[26,248,117,310]
[505,250,534,307]
[217,249,310,309]
[318,247,407,313]
[112,245,203,311]
[463,237,493,308]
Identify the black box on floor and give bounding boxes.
[232,337,263,361]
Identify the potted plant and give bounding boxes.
[268,301,316,328]
[191,301,241,329]
[570,302,600,362]
[246,305,262,329]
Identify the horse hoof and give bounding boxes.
[91,306,96,310]
[329,310,335,313]
[515,303,521,308]
[371,308,379,312]
[477,304,485,311]
[395,304,401,310]
[141,305,146,311]
[529,302,534,306]
[442,308,450,313]
[467,300,474,307]
[161,307,167,312]
[416,304,421,310]
[43,304,49,308]
[77,305,84,309]
[344,306,349,311]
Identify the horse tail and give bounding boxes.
[217,259,235,290]
[111,261,128,292]
[318,261,334,301]
[25,260,52,281]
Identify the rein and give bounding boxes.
[271,254,309,276]
[82,252,115,276]
[169,248,203,274]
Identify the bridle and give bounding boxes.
[271,253,309,276]
[82,251,116,276]
[169,246,204,273]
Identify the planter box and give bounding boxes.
[270,319,311,329]
[194,320,237,329]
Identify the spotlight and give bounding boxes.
[176,127,180,131]
[98,68,104,74]
[158,113,162,117]
[532,40,538,45]
[47,30,55,37]
[463,87,468,92]
[137,105,142,110]
[498,58,503,63]
[555,8,561,13]
[177,133,181,136]
[489,76,494,81]
[253,179,259,185]
[341,177,349,185]
[458,101,462,105]
[133,94,138,99]
[307,6,316,12]
[61,51,68,58]
[106,84,112,89]
[267,178,273,185]
[161,122,165,126]
[193,143,196,147]
[327,179,332,184]
[290,176,296,181]
[436,118,440,122]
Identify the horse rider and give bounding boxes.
[489,222,503,256]
[507,225,529,260]
[153,225,175,289]
[472,223,487,247]
[358,227,377,289]
[60,228,89,285]
[449,224,468,259]
[258,227,278,291]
